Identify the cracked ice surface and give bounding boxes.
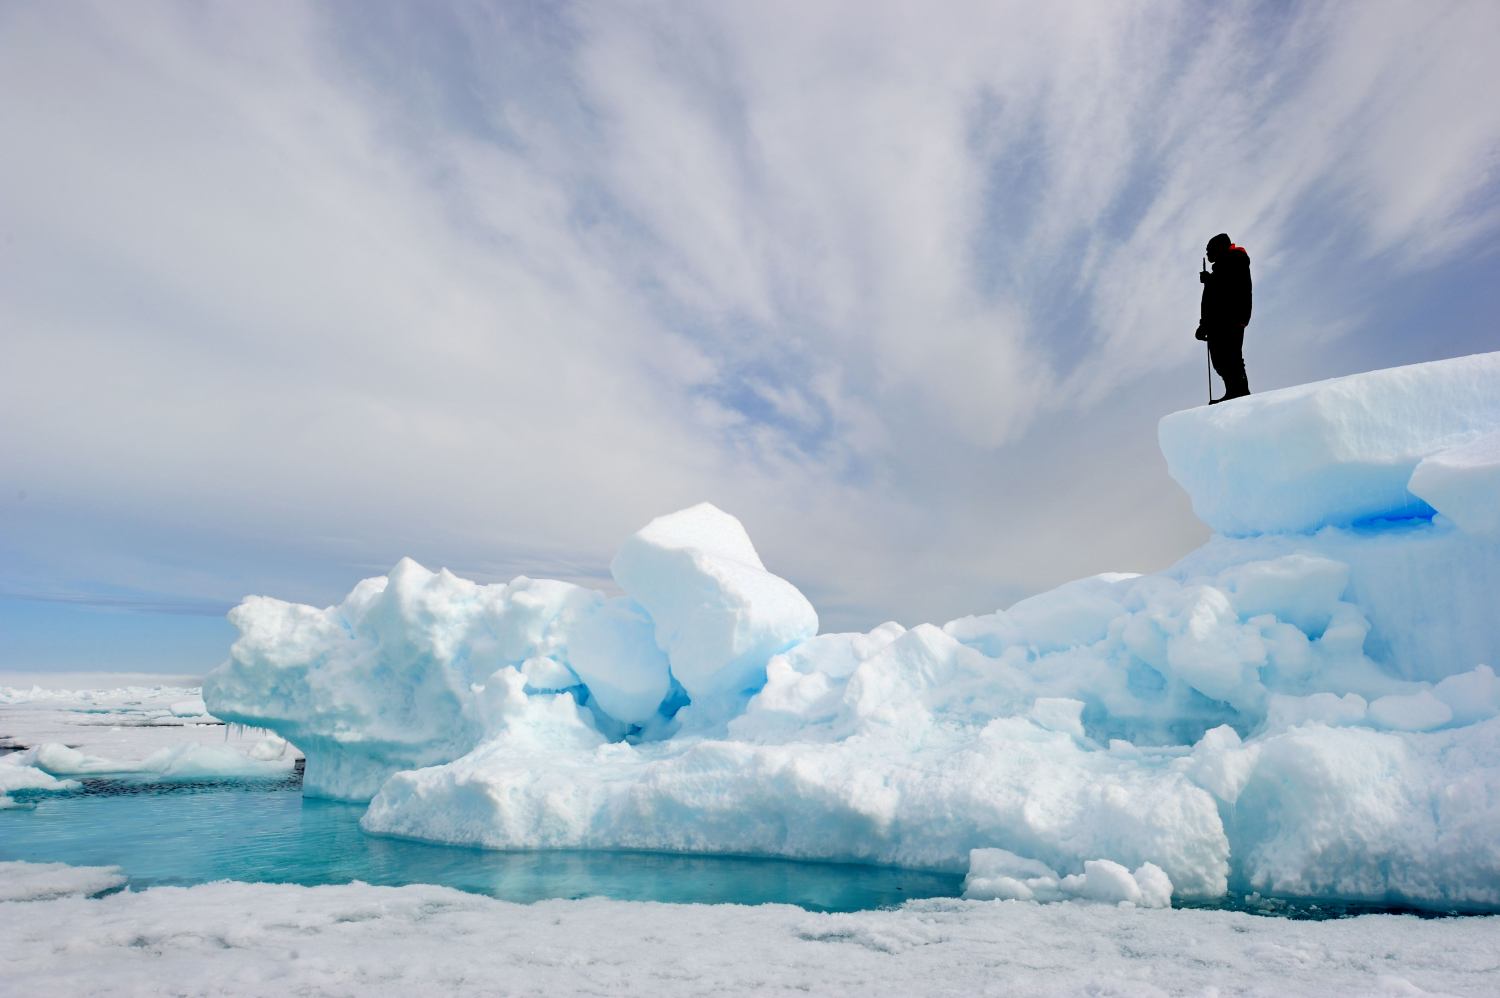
[205,353,1500,909]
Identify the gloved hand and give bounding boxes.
[1194,324,1207,342]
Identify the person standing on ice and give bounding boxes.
[1195,232,1252,403]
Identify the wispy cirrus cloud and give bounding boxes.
[1,1,1497,667]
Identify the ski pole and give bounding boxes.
[1201,254,1211,404]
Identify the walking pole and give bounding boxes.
[1201,254,1212,405]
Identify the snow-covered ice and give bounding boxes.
[0,760,78,809]
[2,865,1498,997]
[8,741,292,780]
[200,352,1500,910]
[1158,351,1500,535]
[0,861,125,902]
[962,848,1173,907]
[0,672,293,806]
[1410,429,1500,539]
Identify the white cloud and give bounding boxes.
[1,0,1497,644]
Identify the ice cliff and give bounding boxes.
[204,351,1500,910]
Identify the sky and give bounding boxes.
[2,0,1498,674]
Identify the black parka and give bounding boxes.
[1201,244,1253,330]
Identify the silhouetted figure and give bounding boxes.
[1195,233,1252,403]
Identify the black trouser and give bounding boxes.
[1207,324,1250,399]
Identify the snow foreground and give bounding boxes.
[3,869,1498,998]
[204,352,1500,910]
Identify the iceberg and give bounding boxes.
[205,560,602,799]
[204,351,1500,909]
[612,503,818,723]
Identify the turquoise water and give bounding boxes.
[0,774,961,912]
[6,772,1473,919]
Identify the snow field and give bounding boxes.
[2,867,1498,997]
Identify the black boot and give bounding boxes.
[1227,375,1251,400]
